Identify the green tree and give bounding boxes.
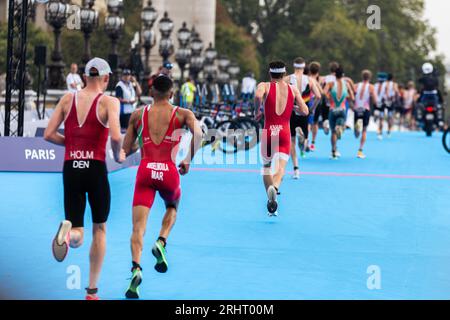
[216,1,260,78]
[220,0,446,86]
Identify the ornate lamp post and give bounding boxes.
[175,22,192,83]
[217,55,230,85]
[105,0,124,56]
[158,11,174,63]
[203,43,217,84]
[204,43,217,64]
[141,0,157,93]
[45,0,70,89]
[189,27,204,82]
[79,0,98,68]
[228,61,241,93]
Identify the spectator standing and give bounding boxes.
[66,63,84,93]
[116,69,142,129]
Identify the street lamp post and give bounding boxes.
[45,0,70,89]
[175,22,192,83]
[105,0,124,90]
[189,27,204,82]
[228,61,241,94]
[217,55,231,85]
[141,0,157,94]
[79,0,98,68]
[105,0,124,56]
[158,11,174,63]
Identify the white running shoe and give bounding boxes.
[377,134,383,141]
[293,169,300,180]
[335,150,341,158]
[323,120,330,135]
[266,185,278,215]
[52,220,72,262]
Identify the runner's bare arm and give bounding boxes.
[310,78,322,99]
[308,78,322,113]
[254,83,267,120]
[122,109,140,157]
[44,93,72,146]
[291,85,309,116]
[105,96,124,163]
[346,82,355,101]
[179,109,203,175]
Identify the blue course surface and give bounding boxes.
[0,131,449,300]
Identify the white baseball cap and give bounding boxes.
[85,57,112,77]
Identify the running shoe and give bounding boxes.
[52,220,72,262]
[152,240,169,273]
[310,144,316,152]
[377,134,383,141]
[305,145,311,153]
[355,119,363,138]
[268,211,279,217]
[125,268,143,299]
[85,288,100,301]
[330,152,339,160]
[357,150,366,159]
[293,169,300,180]
[266,185,278,215]
[323,120,330,135]
[300,150,306,158]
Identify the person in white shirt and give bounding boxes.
[241,73,257,102]
[66,63,84,93]
[115,69,142,129]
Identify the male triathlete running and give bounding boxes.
[45,58,124,300]
[322,62,341,133]
[255,61,308,216]
[324,66,355,160]
[353,70,377,159]
[402,81,418,130]
[380,73,399,138]
[374,72,387,140]
[310,61,328,151]
[285,57,321,179]
[122,75,202,299]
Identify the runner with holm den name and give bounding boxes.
[44,58,125,300]
[121,75,203,299]
[255,61,309,217]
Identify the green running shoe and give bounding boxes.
[125,268,142,299]
[152,241,168,273]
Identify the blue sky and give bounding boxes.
[424,0,449,65]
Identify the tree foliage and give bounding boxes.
[216,1,260,78]
[220,0,446,85]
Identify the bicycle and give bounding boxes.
[443,126,450,154]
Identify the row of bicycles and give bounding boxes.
[191,100,263,154]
